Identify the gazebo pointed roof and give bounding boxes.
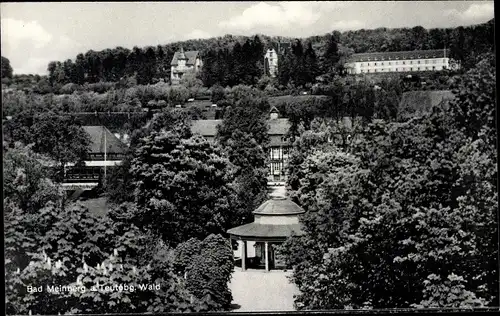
[227,196,305,239]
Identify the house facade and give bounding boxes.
[345,49,454,75]
[170,47,203,84]
[264,42,291,78]
[62,126,127,190]
[190,108,291,184]
[264,48,279,77]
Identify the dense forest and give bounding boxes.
[1,18,494,91]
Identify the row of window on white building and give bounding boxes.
[359,59,446,67]
[360,66,443,73]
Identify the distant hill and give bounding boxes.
[6,18,493,90]
[398,90,455,120]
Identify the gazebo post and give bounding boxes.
[242,241,247,271]
[229,237,233,261]
[265,241,269,272]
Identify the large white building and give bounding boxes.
[345,49,452,75]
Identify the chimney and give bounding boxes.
[270,106,279,120]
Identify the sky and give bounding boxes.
[1,1,495,75]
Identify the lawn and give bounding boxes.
[77,196,110,217]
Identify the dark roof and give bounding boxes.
[190,118,290,137]
[227,222,304,239]
[170,50,200,66]
[348,49,447,62]
[253,197,305,215]
[268,118,290,135]
[82,126,127,154]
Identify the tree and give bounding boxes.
[323,33,341,74]
[3,144,62,214]
[174,235,234,310]
[281,54,498,309]
[38,114,90,166]
[304,42,319,84]
[129,125,236,247]
[2,56,14,79]
[4,199,203,314]
[216,96,270,226]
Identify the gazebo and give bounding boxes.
[227,196,305,271]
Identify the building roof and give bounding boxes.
[227,222,304,239]
[82,126,128,154]
[269,41,291,53]
[268,118,290,135]
[347,49,448,63]
[253,197,305,215]
[171,50,200,66]
[190,118,291,137]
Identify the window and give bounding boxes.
[368,63,370,66]
[425,60,429,64]
[381,62,384,66]
[417,67,420,70]
[361,69,364,73]
[417,60,421,64]
[403,61,406,65]
[395,61,399,65]
[410,61,413,64]
[432,66,436,70]
[411,67,413,71]
[433,60,437,64]
[374,62,377,66]
[425,67,428,70]
[443,59,446,63]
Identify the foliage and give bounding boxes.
[278,40,320,87]
[3,143,62,213]
[412,274,487,309]
[216,96,270,226]
[201,36,264,87]
[172,234,234,310]
[129,126,236,247]
[2,55,14,78]
[4,195,223,314]
[281,54,498,309]
[172,238,202,275]
[4,111,91,178]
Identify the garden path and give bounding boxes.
[228,267,299,312]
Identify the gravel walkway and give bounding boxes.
[228,267,299,312]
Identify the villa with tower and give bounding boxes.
[170,47,203,84]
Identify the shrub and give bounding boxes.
[185,234,234,310]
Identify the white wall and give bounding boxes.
[235,240,256,258]
[347,57,450,74]
[255,214,299,225]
